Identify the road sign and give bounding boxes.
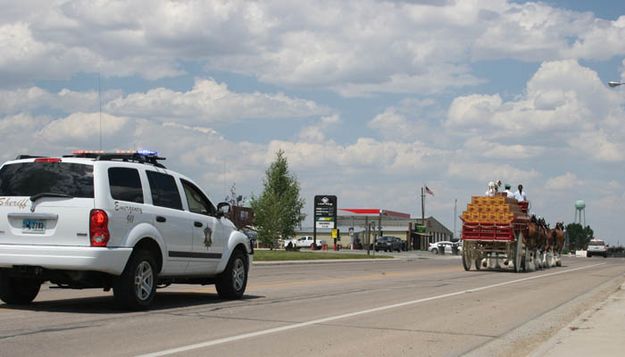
[314,195,337,229]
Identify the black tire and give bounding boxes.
[475,258,482,270]
[374,248,379,252]
[462,251,471,271]
[514,232,523,273]
[216,249,248,300]
[432,248,438,255]
[113,250,157,310]
[0,271,41,305]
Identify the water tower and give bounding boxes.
[574,200,586,226]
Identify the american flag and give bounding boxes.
[425,186,434,196]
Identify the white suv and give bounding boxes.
[587,239,607,258]
[0,151,252,309]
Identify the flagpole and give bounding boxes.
[420,186,424,218]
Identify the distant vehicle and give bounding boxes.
[374,236,403,252]
[428,241,462,255]
[284,236,325,250]
[587,239,607,258]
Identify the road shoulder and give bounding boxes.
[531,281,625,356]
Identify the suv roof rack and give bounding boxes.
[63,150,167,169]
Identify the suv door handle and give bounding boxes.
[194,221,203,228]
[156,216,166,223]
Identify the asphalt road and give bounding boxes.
[1,255,623,357]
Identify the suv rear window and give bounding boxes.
[0,162,94,198]
[108,167,143,203]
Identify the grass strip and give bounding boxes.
[253,250,393,261]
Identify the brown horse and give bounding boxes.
[527,216,546,249]
[553,222,565,253]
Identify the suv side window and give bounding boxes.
[108,167,143,203]
[181,179,216,216]
[146,171,182,210]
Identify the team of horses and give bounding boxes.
[525,216,565,269]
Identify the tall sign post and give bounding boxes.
[314,195,337,248]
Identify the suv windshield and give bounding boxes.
[0,162,94,198]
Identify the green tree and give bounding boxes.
[250,150,305,248]
[566,223,594,251]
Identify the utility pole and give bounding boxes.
[454,198,457,239]
[421,186,426,244]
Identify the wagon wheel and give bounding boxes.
[462,247,471,271]
[514,231,524,273]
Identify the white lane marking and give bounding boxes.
[139,263,606,357]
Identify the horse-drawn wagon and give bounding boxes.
[460,194,565,272]
[460,195,529,271]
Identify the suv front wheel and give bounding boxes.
[113,250,157,310]
[216,249,248,300]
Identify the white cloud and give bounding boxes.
[0,114,52,162]
[105,79,329,124]
[462,137,542,159]
[445,60,625,161]
[266,137,446,174]
[569,130,625,162]
[2,1,624,95]
[298,115,340,142]
[447,161,540,184]
[544,172,582,190]
[37,112,133,147]
[0,86,122,115]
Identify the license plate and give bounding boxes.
[22,219,46,234]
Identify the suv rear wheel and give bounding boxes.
[0,272,41,305]
[216,249,248,300]
[113,250,157,310]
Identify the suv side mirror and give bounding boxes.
[216,202,231,218]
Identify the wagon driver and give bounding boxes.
[514,184,527,202]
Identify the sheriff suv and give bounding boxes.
[0,151,253,309]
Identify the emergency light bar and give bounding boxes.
[66,149,166,168]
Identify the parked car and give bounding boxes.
[0,150,253,309]
[374,236,403,252]
[428,240,462,254]
[284,236,325,250]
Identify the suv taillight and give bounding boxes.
[90,209,110,247]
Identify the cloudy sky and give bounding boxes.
[2,0,625,244]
